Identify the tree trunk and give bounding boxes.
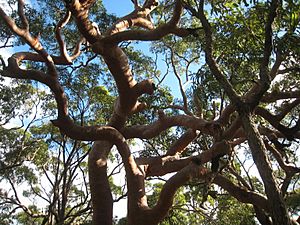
[241,113,291,225]
[89,141,113,225]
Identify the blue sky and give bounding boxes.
[102,0,133,16]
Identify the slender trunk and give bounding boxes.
[241,113,291,225]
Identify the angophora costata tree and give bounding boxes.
[0,0,299,224]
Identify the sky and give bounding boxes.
[102,0,133,16]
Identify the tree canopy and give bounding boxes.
[0,0,300,224]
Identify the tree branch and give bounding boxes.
[65,0,100,44]
[55,10,73,63]
[165,129,199,156]
[137,140,232,177]
[0,6,56,72]
[17,0,29,31]
[259,0,279,86]
[99,0,188,43]
[149,164,209,224]
[196,0,241,105]
[105,0,158,35]
[122,114,213,139]
[213,175,270,213]
[264,141,300,175]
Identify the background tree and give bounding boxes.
[0,0,300,225]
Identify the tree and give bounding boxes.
[0,0,300,225]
